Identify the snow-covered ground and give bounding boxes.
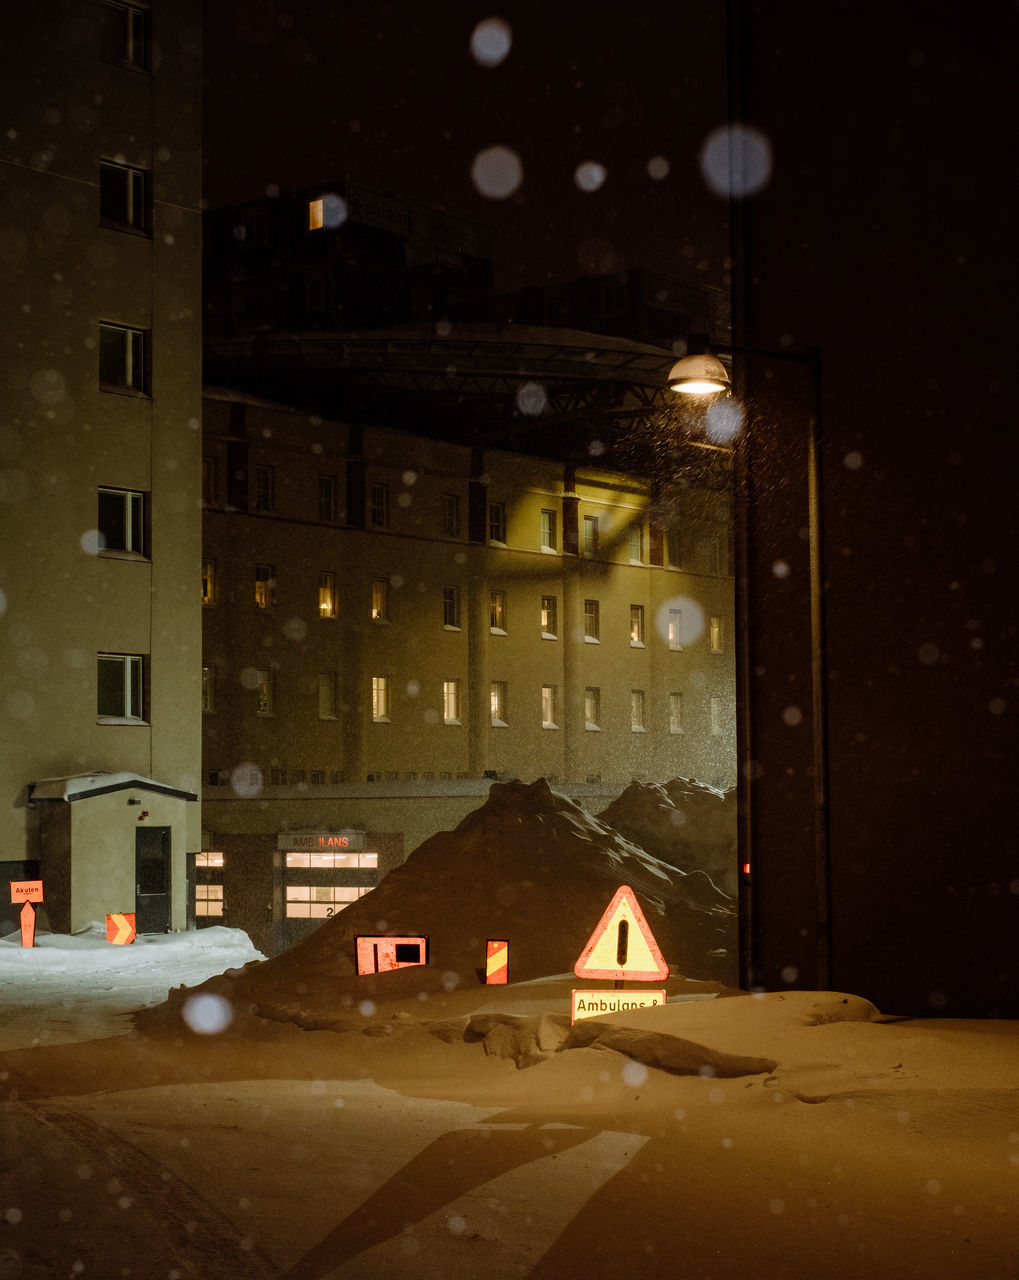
[2,922,1018,1280]
[0,923,263,1050]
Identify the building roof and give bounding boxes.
[29,772,198,803]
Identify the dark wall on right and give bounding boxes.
[737,1,1018,1015]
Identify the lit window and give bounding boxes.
[195,885,224,918]
[318,474,337,523]
[372,676,390,722]
[442,586,461,628]
[669,692,684,734]
[488,501,507,543]
[541,594,558,638]
[630,604,645,646]
[286,885,368,918]
[97,653,145,720]
[490,680,507,725]
[201,560,216,606]
[631,689,646,732]
[668,608,683,650]
[490,589,506,632]
[308,198,324,230]
[711,696,724,735]
[253,465,275,514]
[254,565,274,610]
[541,509,557,551]
[100,1,149,71]
[201,666,215,713]
[202,457,218,507]
[319,572,337,618]
[286,851,378,869]
[541,684,558,728]
[256,668,275,716]
[99,160,148,232]
[318,671,339,720]
[369,482,390,528]
[710,615,724,653]
[442,493,461,538]
[628,522,643,563]
[443,679,461,724]
[584,686,601,730]
[371,578,389,622]
[98,487,145,555]
[584,599,600,642]
[195,852,224,867]
[99,322,147,394]
[583,514,599,556]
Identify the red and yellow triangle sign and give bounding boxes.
[574,884,669,981]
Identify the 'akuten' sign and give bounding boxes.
[278,830,367,852]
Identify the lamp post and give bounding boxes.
[667,336,831,993]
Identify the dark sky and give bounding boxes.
[202,0,732,291]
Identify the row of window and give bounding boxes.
[201,665,723,735]
[201,465,725,571]
[206,564,725,652]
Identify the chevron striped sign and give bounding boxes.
[106,913,137,946]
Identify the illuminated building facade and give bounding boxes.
[0,2,203,934]
[199,389,735,954]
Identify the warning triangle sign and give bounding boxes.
[574,884,669,981]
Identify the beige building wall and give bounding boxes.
[0,5,203,918]
[201,394,736,895]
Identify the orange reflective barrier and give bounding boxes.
[485,939,509,984]
[355,935,428,974]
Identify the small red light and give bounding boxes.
[742,862,751,876]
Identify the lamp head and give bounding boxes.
[667,352,731,396]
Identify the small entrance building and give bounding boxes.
[26,773,198,936]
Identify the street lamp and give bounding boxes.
[667,335,832,994]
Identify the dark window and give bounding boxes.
[99,161,148,232]
[99,323,148,394]
[100,1,150,72]
[98,487,146,554]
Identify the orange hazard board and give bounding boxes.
[107,913,136,946]
[574,884,669,982]
[485,940,508,984]
[355,935,428,974]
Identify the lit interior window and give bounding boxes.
[286,885,369,917]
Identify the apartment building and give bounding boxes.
[0,2,203,934]
[200,390,735,953]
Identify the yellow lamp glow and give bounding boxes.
[667,352,731,395]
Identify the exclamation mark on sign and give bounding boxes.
[616,919,629,966]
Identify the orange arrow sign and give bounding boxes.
[574,884,669,981]
[106,912,136,946]
[20,902,36,949]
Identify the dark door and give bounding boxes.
[135,826,171,933]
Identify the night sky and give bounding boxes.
[202,0,732,291]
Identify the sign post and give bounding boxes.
[10,880,43,949]
[572,885,669,1023]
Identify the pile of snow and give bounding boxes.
[599,777,737,894]
[148,778,737,1033]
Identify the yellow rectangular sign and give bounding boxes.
[571,989,667,1024]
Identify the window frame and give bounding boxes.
[98,486,146,557]
[97,652,146,722]
[490,680,507,726]
[253,464,276,514]
[202,558,217,606]
[99,321,148,395]
[371,577,389,622]
[443,678,462,725]
[442,492,461,539]
[99,159,149,234]
[254,564,275,611]
[201,665,216,714]
[318,571,337,619]
[318,671,339,720]
[630,604,645,647]
[540,508,558,552]
[541,683,558,729]
[488,500,507,544]
[541,594,558,639]
[584,686,601,730]
[442,585,462,630]
[669,691,684,734]
[583,598,600,643]
[318,474,337,523]
[710,615,724,653]
[628,521,644,564]
[630,688,646,732]
[668,607,684,651]
[582,513,599,557]
[371,675,391,722]
[369,482,390,529]
[490,589,507,633]
[100,1,151,73]
[255,668,276,717]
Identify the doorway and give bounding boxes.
[135,826,171,933]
